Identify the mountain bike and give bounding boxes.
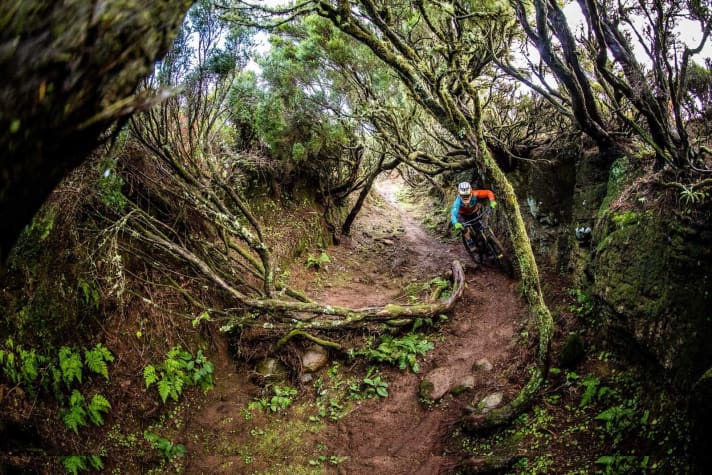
[460,207,514,277]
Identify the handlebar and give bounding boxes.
[460,206,492,226]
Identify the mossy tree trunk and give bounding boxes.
[461,131,553,432]
[0,0,193,262]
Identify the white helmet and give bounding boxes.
[458,181,471,197]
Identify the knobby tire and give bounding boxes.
[485,233,514,278]
[462,230,483,264]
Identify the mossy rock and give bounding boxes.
[592,165,712,384]
[253,358,288,386]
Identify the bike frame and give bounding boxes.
[459,207,513,276]
[460,207,494,242]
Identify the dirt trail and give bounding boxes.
[311,179,524,474]
[183,177,525,475]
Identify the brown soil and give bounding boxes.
[181,177,527,475]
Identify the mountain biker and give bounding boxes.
[451,181,497,245]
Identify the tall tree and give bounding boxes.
[510,0,712,172]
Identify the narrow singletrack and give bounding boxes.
[316,178,525,474]
[182,177,525,475]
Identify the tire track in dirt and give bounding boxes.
[317,178,525,475]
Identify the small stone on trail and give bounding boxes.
[451,375,476,395]
[301,345,329,373]
[419,367,453,402]
[474,358,493,372]
[477,392,504,413]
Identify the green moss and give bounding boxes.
[611,211,638,227]
[597,156,633,221]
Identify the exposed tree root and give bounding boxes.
[228,259,465,332]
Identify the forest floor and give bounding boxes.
[178,176,532,475]
[0,174,688,474]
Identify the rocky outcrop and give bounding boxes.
[591,157,712,386]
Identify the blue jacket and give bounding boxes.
[450,189,496,225]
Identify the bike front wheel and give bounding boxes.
[462,230,484,264]
[485,233,514,277]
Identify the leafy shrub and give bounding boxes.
[249,385,298,413]
[353,333,434,373]
[97,159,127,212]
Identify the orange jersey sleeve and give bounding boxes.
[473,189,495,201]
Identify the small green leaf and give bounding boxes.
[143,365,158,388]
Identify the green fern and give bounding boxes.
[62,455,103,475]
[19,349,41,383]
[87,393,111,425]
[84,344,114,380]
[158,378,173,403]
[63,390,88,434]
[144,346,214,404]
[87,455,104,470]
[143,365,158,388]
[62,455,87,475]
[62,390,111,433]
[59,347,83,389]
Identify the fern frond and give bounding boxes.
[84,350,109,380]
[88,455,104,470]
[63,405,87,434]
[94,343,115,362]
[143,365,158,388]
[59,347,83,388]
[87,393,111,426]
[157,378,172,403]
[62,456,87,475]
[69,389,85,407]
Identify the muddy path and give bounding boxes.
[182,178,526,475]
[315,180,524,475]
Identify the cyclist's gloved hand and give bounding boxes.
[490,201,498,209]
[454,223,463,231]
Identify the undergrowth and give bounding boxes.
[451,352,690,474]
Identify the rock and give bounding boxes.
[418,367,453,402]
[254,358,288,385]
[477,392,503,413]
[451,375,476,395]
[301,345,329,373]
[474,358,493,372]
